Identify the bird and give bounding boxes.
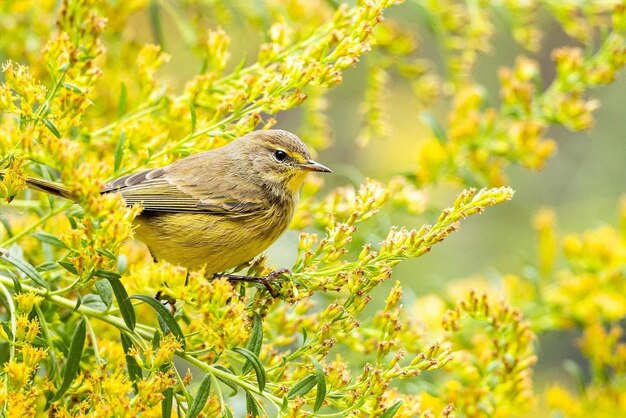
[5,129,332,296]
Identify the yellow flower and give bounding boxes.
[4,360,33,389]
[153,335,181,369]
[14,291,44,314]
[20,344,48,368]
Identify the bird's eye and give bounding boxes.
[274,150,288,162]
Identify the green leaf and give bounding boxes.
[286,375,317,399]
[42,119,61,138]
[162,387,173,418]
[1,321,12,340]
[301,326,308,345]
[3,270,22,293]
[232,347,266,392]
[51,318,86,402]
[187,374,212,418]
[379,400,403,418]
[152,329,161,351]
[63,83,83,93]
[114,130,126,172]
[37,261,59,271]
[243,312,263,374]
[213,365,238,396]
[81,294,107,311]
[245,390,260,417]
[109,278,136,330]
[95,279,113,309]
[129,295,185,348]
[32,231,68,248]
[73,292,82,312]
[96,248,117,260]
[58,260,78,275]
[148,0,165,47]
[93,269,121,280]
[310,356,327,411]
[120,331,142,391]
[117,83,127,119]
[1,247,49,289]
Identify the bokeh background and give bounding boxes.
[135,2,626,402]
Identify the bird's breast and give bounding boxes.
[133,197,295,274]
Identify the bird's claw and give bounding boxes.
[215,268,290,298]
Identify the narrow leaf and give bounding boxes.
[1,247,49,289]
[33,231,68,248]
[162,387,173,418]
[63,82,83,93]
[232,347,266,391]
[95,279,113,309]
[109,278,136,330]
[1,322,12,339]
[120,331,142,390]
[152,329,161,351]
[286,375,317,399]
[96,248,117,260]
[93,269,121,280]
[243,312,262,374]
[42,119,61,138]
[51,318,86,401]
[58,260,78,275]
[149,0,165,47]
[245,390,260,417]
[129,295,185,348]
[4,270,22,293]
[187,374,212,418]
[37,261,59,271]
[114,130,126,172]
[379,400,403,418]
[310,356,327,411]
[81,294,107,311]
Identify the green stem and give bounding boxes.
[171,361,192,404]
[84,315,104,365]
[2,200,44,209]
[177,351,283,404]
[0,281,16,360]
[34,304,60,383]
[0,202,71,248]
[91,102,166,138]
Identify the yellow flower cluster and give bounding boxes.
[1,0,626,416]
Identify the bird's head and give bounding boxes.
[235,129,332,194]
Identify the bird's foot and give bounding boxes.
[214,268,290,298]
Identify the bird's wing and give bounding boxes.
[103,167,265,215]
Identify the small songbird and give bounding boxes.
[10,130,331,292]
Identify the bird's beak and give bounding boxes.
[302,159,332,173]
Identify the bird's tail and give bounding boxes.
[24,176,74,200]
[0,171,74,200]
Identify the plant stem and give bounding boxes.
[0,202,71,248]
[0,274,282,404]
[177,351,283,404]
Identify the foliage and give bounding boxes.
[0,0,625,416]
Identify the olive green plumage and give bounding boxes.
[12,129,331,274]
